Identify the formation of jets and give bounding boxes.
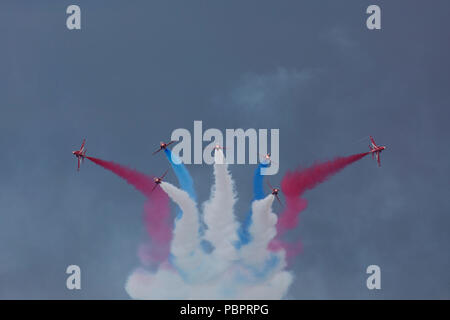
[72,136,387,203]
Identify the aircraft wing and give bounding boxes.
[166,141,176,147]
[77,158,80,171]
[376,152,381,167]
[161,169,169,179]
[80,139,86,151]
[152,148,162,155]
[275,194,283,206]
[370,136,377,148]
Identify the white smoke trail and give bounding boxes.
[126,262,293,300]
[202,149,239,261]
[160,181,199,258]
[126,268,187,300]
[159,181,206,281]
[240,195,279,267]
[125,150,293,299]
[234,270,293,300]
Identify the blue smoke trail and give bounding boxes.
[164,149,196,200]
[253,163,267,201]
[164,149,197,221]
[236,163,268,247]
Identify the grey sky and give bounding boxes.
[0,0,449,299]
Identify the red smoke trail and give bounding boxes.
[270,152,369,256]
[87,156,156,197]
[269,237,303,264]
[86,156,172,264]
[138,195,172,266]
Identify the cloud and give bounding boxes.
[229,68,319,111]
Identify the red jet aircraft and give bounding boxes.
[211,144,231,152]
[213,144,226,151]
[153,141,177,155]
[369,136,386,167]
[72,139,87,171]
[267,181,283,206]
[152,169,169,192]
[259,153,277,165]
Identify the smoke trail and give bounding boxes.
[125,151,294,299]
[253,163,268,200]
[235,270,293,300]
[126,264,293,299]
[164,149,196,201]
[269,152,369,257]
[240,195,278,267]
[90,149,369,299]
[86,156,172,263]
[159,181,202,274]
[202,149,238,260]
[86,156,154,197]
[138,192,172,266]
[276,152,369,234]
[237,163,268,246]
[268,235,303,264]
